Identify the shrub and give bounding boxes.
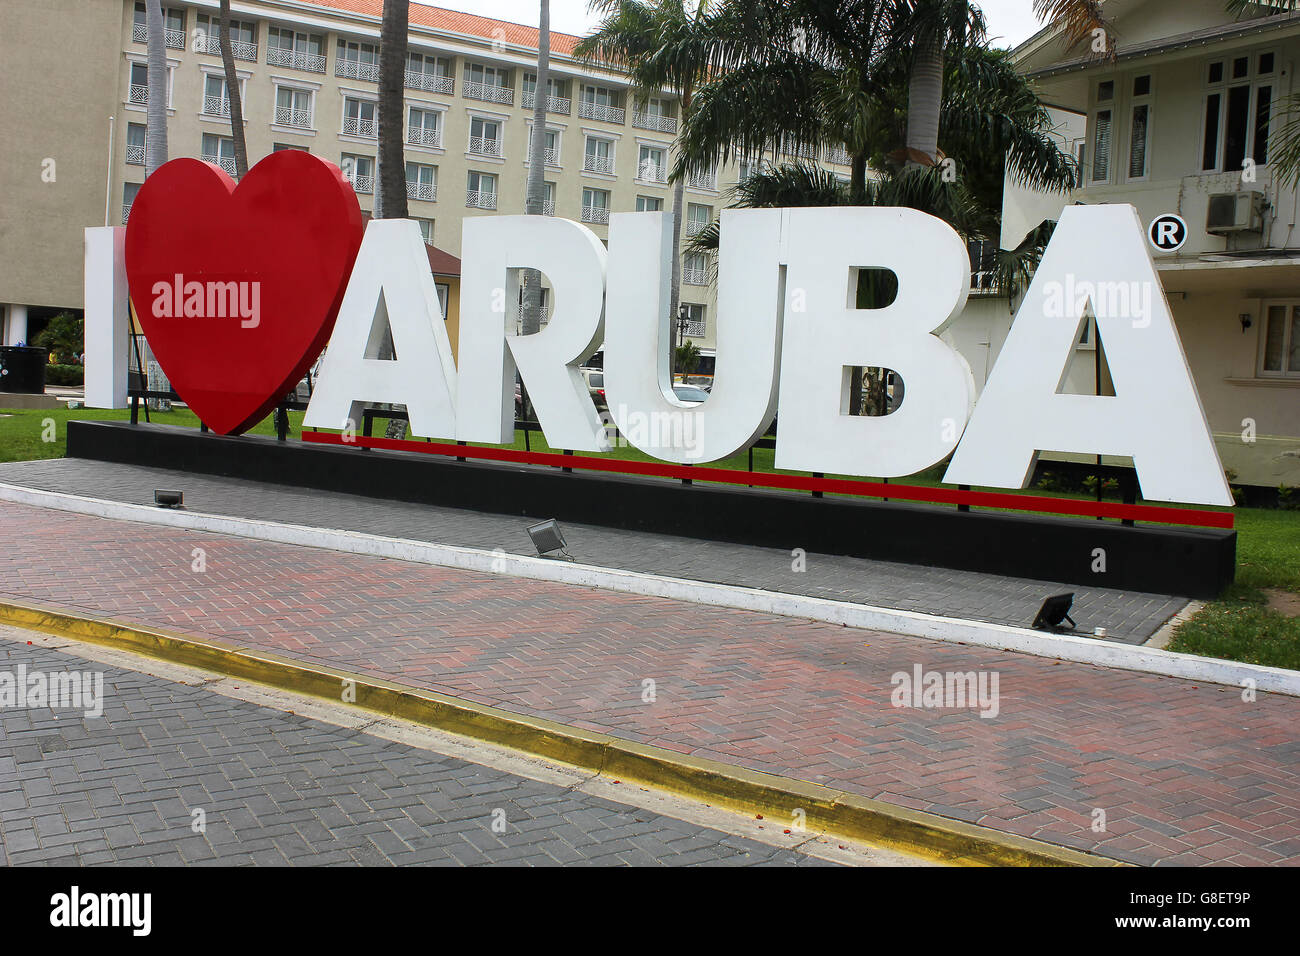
[45,364,84,387]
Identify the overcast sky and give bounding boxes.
[419,0,1047,50]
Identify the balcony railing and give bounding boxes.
[827,147,851,165]
[342,116,377,138]
[466,189,497,210]
[581,204,610,225]
[578,100,624,124]
[406,71,454,94]
[637,162,667,184]
[121,203,132,225]
[126,144,145,166]
[583,154,614,175]
[128,84,149,106]
[523,91,572,115]
[407,126,442,148]
[202,153,237,175]
[687,169,716,190]
[348,174,373,194]
[685,219,708,237]
[266,47,326,74]
[542,199,555,216]
[463,80,513,105]
[680,319,705,338]
[526,146,559,167]
[132,23,185,49]
[192,33,258,61]
[274,106,313,129]
[202,95,230,117]
[683,266,709,286]
[632,111,676,133]
[468,136,502,158]
[406,181,437,202]
[336,59,379,82]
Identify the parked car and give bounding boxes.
[672,384,709,406]
[581,368,607,411]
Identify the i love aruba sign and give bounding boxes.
[123,151,1233,508]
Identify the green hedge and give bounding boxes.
[45,364,84,387]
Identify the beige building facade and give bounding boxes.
[0,0,852,358]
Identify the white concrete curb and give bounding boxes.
[2,481,1297,698]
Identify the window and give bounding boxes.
[202,74,236,117]
[464,63,511,103]
[336,39,379,81]
[274,86,313,129]
[1090,79,1114,184]
[584,136,614,174]
[273,143,309,152]
[343,97,377,138]
[1260,302,1300,377]
[407,52,453,93]
[341,154,374,194]
[469,117,502,157]
[416,219,435,245]
[408,107,442,148]
[582,187,610,224]
[467,171,497,209]
[1203,53,1274,171]
[638,145,667,183]
[133,3,185,48]
[636,195,662,212]
[686,203,711,237]
[125,123,145,165]
[405,161,437,202]
[128,61,172,109]
[523,72,568,111]
[580,84,624,122]
[684,252,709,286]
[680,303,706,337]
[267,27,324,72]
[543,181,556,215]
[201,133,237,175]
[1128,75,1152,180]
[527,127,559,165]
[122,182,141,225]
[194,13,256,59]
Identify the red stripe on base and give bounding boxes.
[300,431,1235,529]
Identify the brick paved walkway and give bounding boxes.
[0,638,832,866]
[0,499,1296,866]
[0,459,1187,643]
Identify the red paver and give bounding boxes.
[1,499,1297,866]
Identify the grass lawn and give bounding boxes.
[3,403,1296,669]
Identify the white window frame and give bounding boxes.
[1126,73,1153,182]
[1257,300,1300,379]
[1200,51,1276,174]
[1088,77,1115,186]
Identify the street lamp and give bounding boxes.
[676,305,690,379]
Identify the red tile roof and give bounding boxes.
[296,1,585,56]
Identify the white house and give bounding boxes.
[946,0,1300,489]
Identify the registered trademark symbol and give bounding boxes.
[1147,214,1187,253]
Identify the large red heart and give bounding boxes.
[125,151,363,435]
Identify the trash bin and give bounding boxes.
[0,346,49,394]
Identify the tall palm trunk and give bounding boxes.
[144,0,168,175]
[522,0,551,339]
[218,0,248,177]
[668,82,692,371]
[378,0,409,220]
[904,28,944,166]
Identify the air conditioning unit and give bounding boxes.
[1206,191,1263,234]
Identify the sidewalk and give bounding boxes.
[0,459,1188,643]
[0,495,1296,865]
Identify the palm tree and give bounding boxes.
[144,0,168,175]
[522,1,552,339]
[1032,0,1112,57]
[575,0,722,339]
[218,0,249,177]
[377,0,409,220]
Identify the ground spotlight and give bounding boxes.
[1031,593,1075,632]
[154,489,184,508]
[526,519,571,559]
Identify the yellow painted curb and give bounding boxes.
[0,597,1122,867]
